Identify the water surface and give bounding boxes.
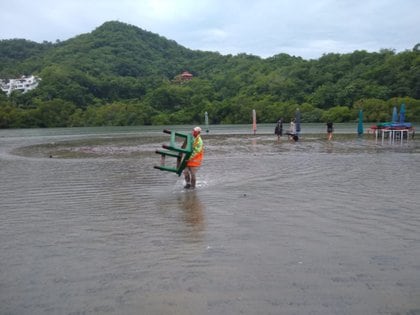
[1,124,420,315]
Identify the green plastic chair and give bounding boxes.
[154,129,193,176]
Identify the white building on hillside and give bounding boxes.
[0,75,41,96]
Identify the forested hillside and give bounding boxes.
[1,21,419,128]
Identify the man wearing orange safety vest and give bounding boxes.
[184,126,204,189]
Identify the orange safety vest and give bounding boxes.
[187,135,204,167]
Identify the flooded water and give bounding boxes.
[1,124,420,315]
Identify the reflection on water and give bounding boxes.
[1,125,420,315]
[178,192,205,233]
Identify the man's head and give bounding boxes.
[193,126,201,137]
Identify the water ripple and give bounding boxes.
[1,129,420,315]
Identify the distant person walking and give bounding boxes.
[274,118,283,140]
[289,118,296,135]
[287,118,298,141]
[326,122,334,140]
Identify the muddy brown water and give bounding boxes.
[1,124,420,314]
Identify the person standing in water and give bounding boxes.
[274,118,283,141]
[289,118,296,134]
[184,126,204,189]
[287,118,298,141]
[326,122,334,140]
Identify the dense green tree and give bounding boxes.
[299,103,324,123]
[32,100,76,127]
[321,106,352,123]
[0,21,419,128]
[353,99,390,122]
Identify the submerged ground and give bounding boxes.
[1,124,419,314]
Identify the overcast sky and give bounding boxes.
[0,0,418,60]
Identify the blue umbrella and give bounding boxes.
[392,106,398,123]
[295,108,301,133]
[357,110,364,135]
[399,103,406,124]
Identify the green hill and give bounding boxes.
[0,21,419,128]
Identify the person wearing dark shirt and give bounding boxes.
[326,122,334,140]
[274,118,283,140]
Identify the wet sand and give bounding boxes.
[1,125,420,314]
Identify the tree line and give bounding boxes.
[1,21,419,128]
